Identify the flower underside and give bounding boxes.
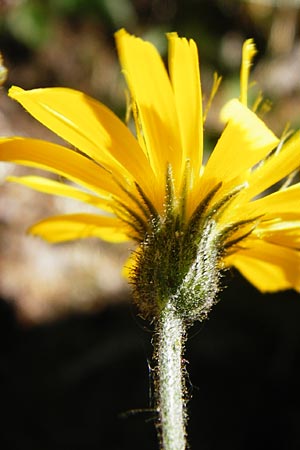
[118,162,265,321]
[0,30,300,310]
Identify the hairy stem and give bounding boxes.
[155,302,187,450]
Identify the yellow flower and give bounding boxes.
[1,30,300,316]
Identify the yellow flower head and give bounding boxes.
[1,30,300,320]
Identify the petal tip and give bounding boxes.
[8,85,24,99]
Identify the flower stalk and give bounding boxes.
[155,302,187,450]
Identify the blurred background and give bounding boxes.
[1,0,300,449]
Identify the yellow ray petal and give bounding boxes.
[7,175,112,211]
[219,100,279,163]
[167,33,203,179]
[231,182,300,221]
[255,221,300,249]
[29,214,130,243]
[228,240,300,292]
[240,39,257,106]
[262,232,300,249]
[0,137,122,199]
[244,131,300,202]
[9,86,155,197]
[229,254,292,291]
[115,29,182,187]
[256,182,300,212]
[259,219,300,232]
[200,99,279,199]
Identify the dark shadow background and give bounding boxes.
[1,0,300,449]
[1,273,300,450]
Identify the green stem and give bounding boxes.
[155,302,187,450]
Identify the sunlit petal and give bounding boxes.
[168,33,203,179]
[227,182,300,222]
[240,39,257,106]
[255,221,300,249]
[0,137,123,199]
[7,175,112,211]
[244,131,300,201]
[255,183,300,216]
[218,99,279,175]
[228,240,300,292]
[9,86,156,198]
[196,99,279,205]
[29,214,130,243]
[115,29,182,189]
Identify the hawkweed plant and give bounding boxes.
[1,30,300,449]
